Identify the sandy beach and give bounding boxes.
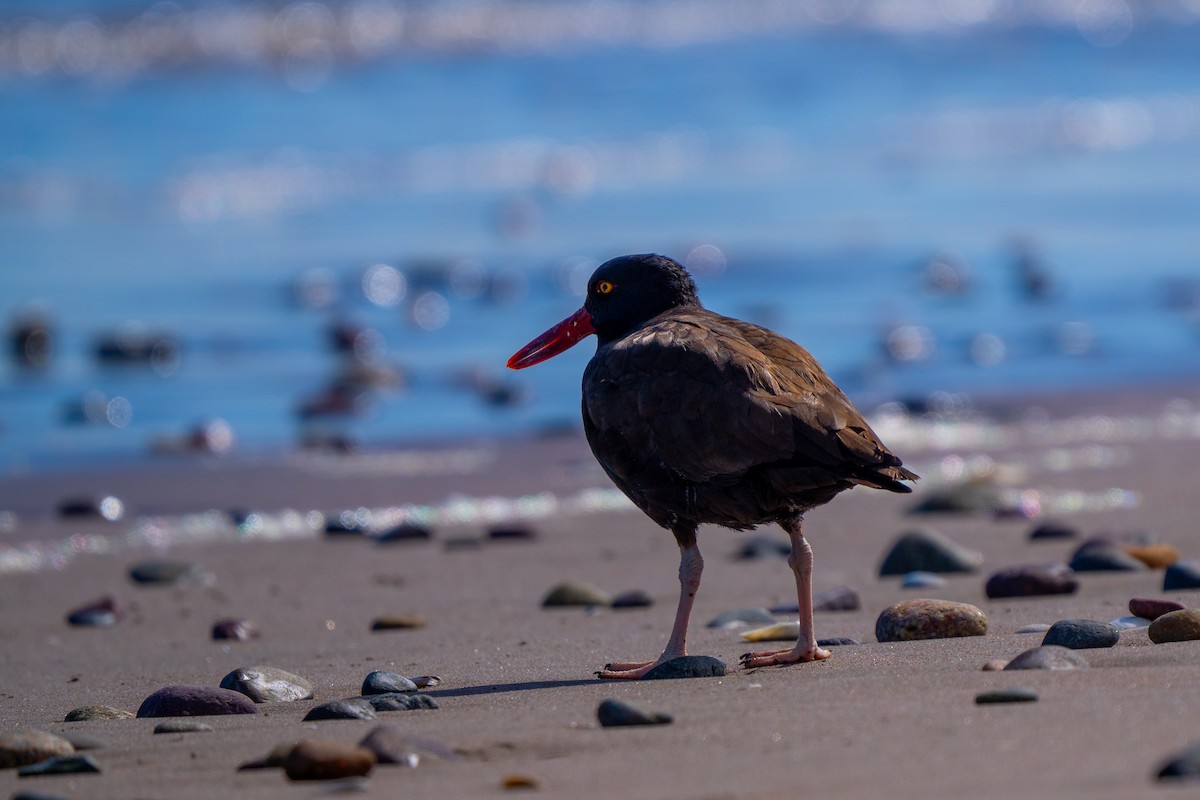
[2,384,1200,799]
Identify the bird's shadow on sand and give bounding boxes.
[425,678,601,698]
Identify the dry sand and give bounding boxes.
[2,385,1200,799]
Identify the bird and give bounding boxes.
[507,254,917,679]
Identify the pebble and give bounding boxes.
[975,688,1038,704]
[610,590,654,609]
[541,581,611,608]
[487,525,538,542]
[641,655,726,680]
[1148,609,1200,644]
[1068,541,1146,572]
[1124,543,1179,569]
[365,693,439,712]
[1156,741,1200,780]
[981,659,1009,671]
[128,559,209,586]
[1163,560,1200,590]
[303,698,377,721]
[1110,616,1150,630]
[283,739,376,781]
[57,495,124,521]
[811,585,861,612]
[874,599,988,642]
[1003,645,1089,671]
[1028,521,1078,541]
[211,618,260,641]
[901,571,946,589]
[985,564,1078,599]
[324,518,366,538]
[1041,619,1119,649]
[65,596,123,627]
[909,480,1007,516]
[735,535,790,560]
[362,671,418,695]
[136,685,258,718]
[596,698,673,727]
[410,675,441,689]
[358,725,420,767]
[371,614,427,631]
[1016,623,1051,634]
[153,720,214,734]
[740,622,799,642]
[1129,597,1185,621]
[376,523,434,543]
[878,528,982,576]
[64,705,135,722]
[220,666,314,703]
[0,730,75,768]
[16,754,101,777]
[502,773,541,790]
[706,608,776,629]
[817,636,861,647]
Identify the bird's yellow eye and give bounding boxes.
[596,280,615,295]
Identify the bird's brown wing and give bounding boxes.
[583,310,911,488]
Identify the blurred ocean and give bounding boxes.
[2,0,1199,473]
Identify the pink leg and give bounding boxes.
[598,542,703,679]
[740,519,831,669]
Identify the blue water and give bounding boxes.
[2,1,1199,472]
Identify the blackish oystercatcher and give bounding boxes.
[508,254,917,679]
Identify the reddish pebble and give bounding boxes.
[1130,597,1186,621]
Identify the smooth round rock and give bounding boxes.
[64,705,135,722]
[1148,609,1200,644]
[1041,619,1119,649]
[812,585,861,612]
[303,698,376,721]
[370,614,426,631]
[1163,560,1200,591]
[220,666,313,703]
[137,685,257,718]
[541,581,611,608]
[16,754,100,776]
[211,618,260,641]
[1124,543,1179,569]
[153,720,214,734]
[975,688,1038,704]
[487,525,537,542]
[1130,597,1186,621]
[128,559,208,586]
[878,528,982,576]
[901,571,946,589]
[1028,521,1078,541]
[817,636,861,647]
[284,739,375,781]
[642,655,726,680]
[365,693,438,712]
[875,599,988,642]
[1069,541,1146,572]
[610,589,654,609]
[706,608,776,629]
[985,564,1078,599]
[65,596,122,627]
[376,523,433,543]
[1003,645,1089,671]
[362,671,418,695]
[0,730,75,769]
[358,725,419,767]
[597,698,673,727]
[1157,741,1200,780]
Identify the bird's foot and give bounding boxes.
[595,658,666,680]
[739,643,831,669]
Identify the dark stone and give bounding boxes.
[541,581,611,608]
[909,481,1007,515]
[975,688,1038,704]
[875,599,988,642]
[128,559,208,586]
[153,720,214,734]
[324,518,366,537]
[303,698,376,721]
[17,754,101,777]
[56,496,123,521]
[812,585,861,612]
[376,523,433,543]
[362,671,418,695]
[1003,645,1089,671]
[706,608,776,629]
[1028,521,1078,541]
[358,725,419,767]
[1164,560,1200,590]
[283,739,375,781]
[211,618,260,641]
[66,596,122,627]
[64,705,134,722]
[610,590,654,609]
[596,698,673,727]
[878,528,981,576]
[817,637,861,647]
[985,564,1079,599]
[1068,541,1146,572]
[641,655,726,680]
[370,614,427,631]
[136,685,258,718]
[1157,741,1200,780]
[1041,619,1119,649]
[486,525,537,542]
[735,535,790,560]
[364,693,438,711]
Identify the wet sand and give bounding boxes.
[1,385,1199,799]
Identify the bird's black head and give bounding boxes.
[584,254,701,344]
